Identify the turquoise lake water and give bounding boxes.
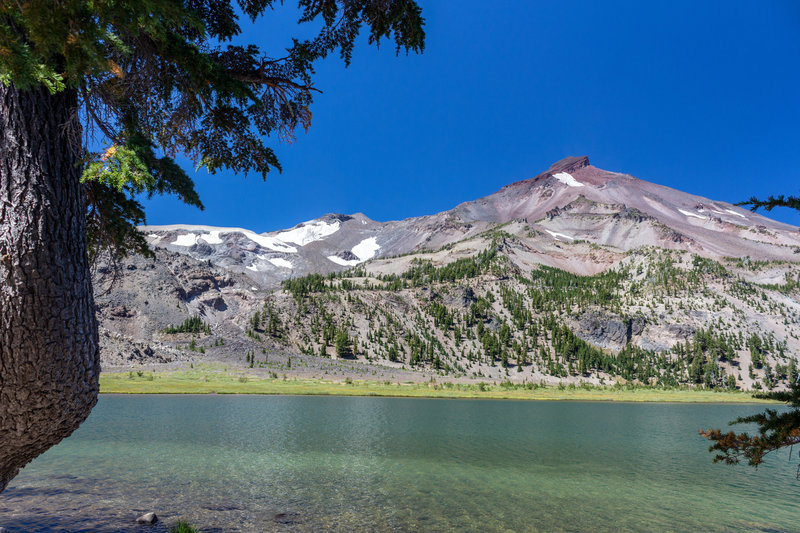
[1,396,798,532]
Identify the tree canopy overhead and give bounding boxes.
[0,0,425,258]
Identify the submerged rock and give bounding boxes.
[274,511,300,525]
[136,512,158,525]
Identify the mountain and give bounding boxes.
[140,156,800,283]
[98,157,800,391]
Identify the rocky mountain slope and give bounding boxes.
[97,157,800,391]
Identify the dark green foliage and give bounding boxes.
[163,316,211,334]
[614,344,662,383]
[401,248,498,286]
[692,328,738,362]
[738,194,800,213]
[0,0,425,260]
[498,286,531,329]
[170,522,200,533]
[524,266,625,313]
[543,318,616,376]
[702,386,800,469]
[277,246,792,391]
[281,248,498,299]
[466,296,493,326]
[283,274,329,301]
[262,302,284,339]
[690,256,729,278]
[748,333,765,368]
[335,329,353,358]
[670,328,741,388]
[245,301,284,340]
[478,328,501,363]
[427,301,453,329]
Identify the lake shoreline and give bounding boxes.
[99,369,778,403]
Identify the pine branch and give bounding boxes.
[736,195,800,212]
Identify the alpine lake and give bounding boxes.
[1,395,797,532]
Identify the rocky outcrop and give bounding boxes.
[666,323,697,339]
[175,265,235,301]
[444,286,477,308]
[574,310,646,351]
[613,207,651,223]
[547,155,590,175]
[92,248,256,367]
[99,330,185,366]
[333,250,359,262]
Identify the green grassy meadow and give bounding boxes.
[100,365,776,403]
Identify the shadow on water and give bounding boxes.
[0,509,228,533]
[0,485,231,533]
[0,518,229,533]
[2,486,90,499]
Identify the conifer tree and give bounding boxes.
[0,0,424,491]
[335,329,353,358]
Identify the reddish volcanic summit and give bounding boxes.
[449,156,800,261]
[500,155,612,194]
[541,154,592,176]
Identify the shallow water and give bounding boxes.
[1,396,798,532]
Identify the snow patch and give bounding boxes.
[241,231,297,253]
[200,230,223,244]
[268,257,293,269]
[546,229,574,241]
[326,237,379,267]
[552,172,584,188]
[275,220,340,246]
[327,255,361,267]
[247,254,293,271]
[147,233,161,240]
[143,225,297,253]
[352,237,380,261]
[678,209,709,220]
[724,209,747,219]
[709,206,747,220]
[171,233,199,246]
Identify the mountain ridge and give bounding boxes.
[100,157,800,392]
[140,156,800,286]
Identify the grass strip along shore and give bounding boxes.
[100,366,776,403]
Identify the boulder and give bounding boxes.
[136,512,158,525]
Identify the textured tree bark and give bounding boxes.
[0,83,99,492]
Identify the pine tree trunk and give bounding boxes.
[0,83,99,492]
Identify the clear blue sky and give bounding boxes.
[141,0,800,231]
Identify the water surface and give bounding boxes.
[1,396,797,532]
